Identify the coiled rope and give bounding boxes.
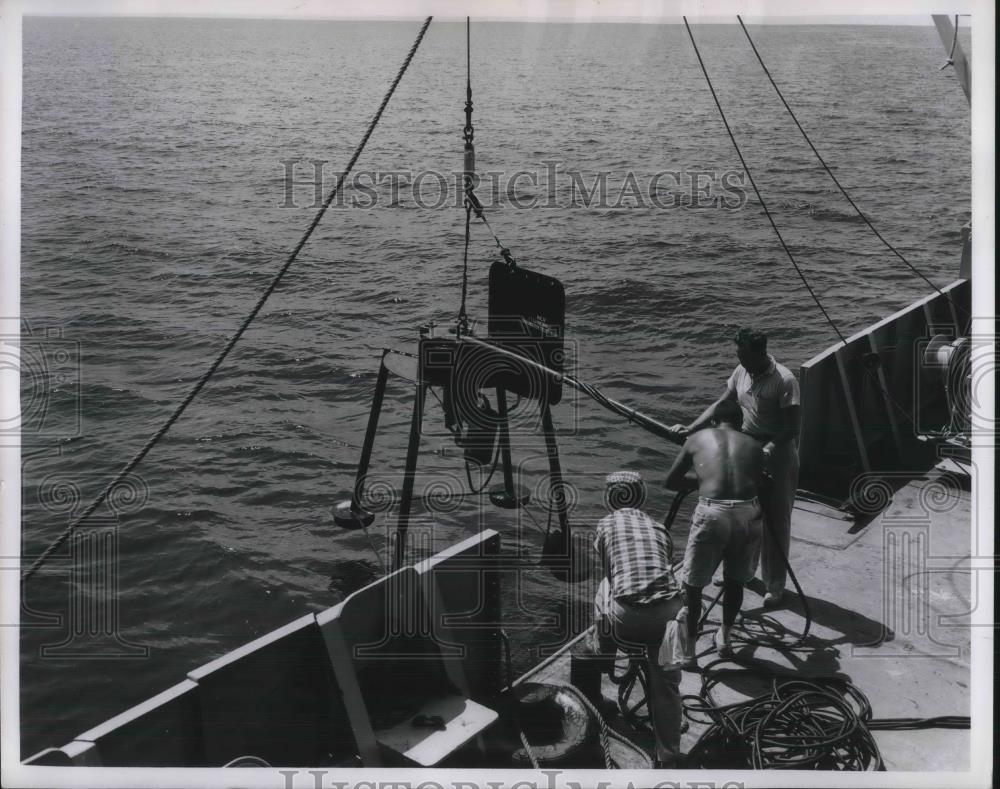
[736,15,968,321]
[682,17,846,345]
[22,16,434,583]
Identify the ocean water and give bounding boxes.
[18,17,970,757]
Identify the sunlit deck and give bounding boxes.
[519,460,973,771]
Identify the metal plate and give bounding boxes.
[487,262,565,405]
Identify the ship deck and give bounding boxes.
[516,460,973,771]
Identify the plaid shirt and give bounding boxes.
[594,508,680,604]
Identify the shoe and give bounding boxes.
[762,591,784,609]
[714,628,734,659]
[746,577,768,596]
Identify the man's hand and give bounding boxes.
[669,424,692,440]
[761,442,775,485]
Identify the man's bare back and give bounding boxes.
[686,426,763,499]
[665,423,763,500]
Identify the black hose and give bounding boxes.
[682,664,885,770]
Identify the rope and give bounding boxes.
[736,16,968,320]
[682,17,846,345]
[550,682,616,769]
[517,728,541,769]
[21,16,434,583]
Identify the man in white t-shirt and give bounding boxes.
[672,328,800,607]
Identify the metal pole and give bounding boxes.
[540,403,569,533]
[496,388,515,492]
[488,387,529,508]
[350,351,391,512]
[393,381,427,570]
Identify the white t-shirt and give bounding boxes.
[726,356,800,439]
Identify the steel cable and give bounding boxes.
[22,16,434,583]
[735,15,969,321]
[682,17,847,345]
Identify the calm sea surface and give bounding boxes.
[19,17,969,756]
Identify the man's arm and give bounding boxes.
[762,378,801,456]
[670,384,736,438]
[664,441,697,492]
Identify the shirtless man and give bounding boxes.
[664,399,764,662]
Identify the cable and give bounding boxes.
[868,715,970,730]
[736,16,968,320]
[682,665,885,770]
[682,17,847,345]
[223,754,273,767]
[458,334,686,447]
[520,503,550,537]
[463,439,502,493]
[458,202,473,334]
[941,14,960,69]
[360,524,386,572]
[21,16,435,583]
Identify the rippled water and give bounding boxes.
[19,17,969,756]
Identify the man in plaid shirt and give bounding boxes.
[582,471,687,768]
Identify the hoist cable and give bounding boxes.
[457,17,474,332]
[682,17,847,346]
[22,16,434,583]
[459,17,517,271]
[736,15,968,321]
[458,203,472,332]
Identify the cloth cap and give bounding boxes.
[606,471,642,487]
